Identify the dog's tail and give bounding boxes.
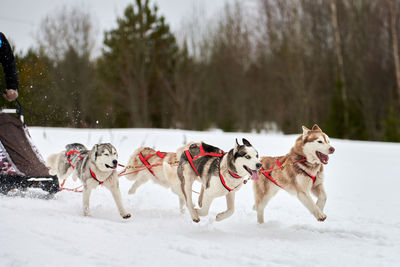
[46,153,61,176]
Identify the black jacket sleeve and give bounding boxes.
[0,32,19,90]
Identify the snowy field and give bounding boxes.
[1,127,399,267]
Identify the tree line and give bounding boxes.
[1,0,400,141]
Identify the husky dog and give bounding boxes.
[47,143,131,219]
[178,139,262,222]
[123,144,191,213]
[253,125,335,223]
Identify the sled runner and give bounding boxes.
[0,95,59,195]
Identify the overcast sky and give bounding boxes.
[1,0,231,55]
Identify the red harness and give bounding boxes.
[260,159,286,188]
[65,150,83,168]
[89,168,103,185]
[185,144,241,192]
[138,151,165,176]
[184,144,225,176]
[219,170,243,192]
[66,150,103,185]
[260,158,316,187]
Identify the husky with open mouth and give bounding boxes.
[46,143,131,219]
[253,124,335,223]
[178,139,262,222]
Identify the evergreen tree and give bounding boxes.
[14,49,55,126]
[50,47,96,127]
[99,0,179,127]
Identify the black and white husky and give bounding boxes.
[178,139,262,222]
[46,143,131,219]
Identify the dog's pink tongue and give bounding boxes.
[251,170,259,180]
[323,154,329,164]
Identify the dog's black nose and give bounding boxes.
[112,160,118,166]
[329,147,335,154]
[256,163,262,169]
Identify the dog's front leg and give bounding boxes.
[297,191,326,221]
[216,192,235,221]
[311,183,327,212]
[105,178,131,219]
[82,185,93,216]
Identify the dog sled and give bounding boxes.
[0,96,59,195]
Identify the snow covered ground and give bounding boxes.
[1,127,399,267]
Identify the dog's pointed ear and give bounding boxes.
[242,138,252,147]
[234,138,240,153]
[91,144,99,161]
[312,124,322,132]
[302,126,310,137]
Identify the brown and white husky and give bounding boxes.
[253,124,335,223]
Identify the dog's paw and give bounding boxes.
[317,213,327,222]
[180,208,185,214]
[190,209,200,222]
[83,207,90,216]
[122,213,131,219]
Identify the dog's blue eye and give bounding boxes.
[245,155,251,159]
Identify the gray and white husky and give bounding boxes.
[178,139,262,222]
[46,143,131,219]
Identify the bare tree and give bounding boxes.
[330,0,349,130]
[35,6,97,127]
[36,5,96,62]
[388,0,400,102]
[177,1,209,59]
